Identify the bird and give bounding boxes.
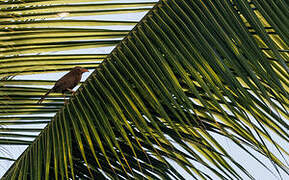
[38,66,89,104]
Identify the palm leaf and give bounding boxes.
[2,0,289,179]
[0,0,157,177]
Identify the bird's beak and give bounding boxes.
[81,68,89,73]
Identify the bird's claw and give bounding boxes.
[64,99,68,105]
[66,88,76,95]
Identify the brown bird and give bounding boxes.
[38,66,89,104]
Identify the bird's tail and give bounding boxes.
[38,89,52,104]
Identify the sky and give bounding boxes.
[1,0,289,179]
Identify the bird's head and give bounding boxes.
[72,66,89,74]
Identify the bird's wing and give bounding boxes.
[53,72,74,91]
[53,71,80,92]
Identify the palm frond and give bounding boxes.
[0,0,156,176]
[2,0,289,179]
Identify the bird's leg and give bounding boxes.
[63,93,68,105]
[66,88,76,95]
